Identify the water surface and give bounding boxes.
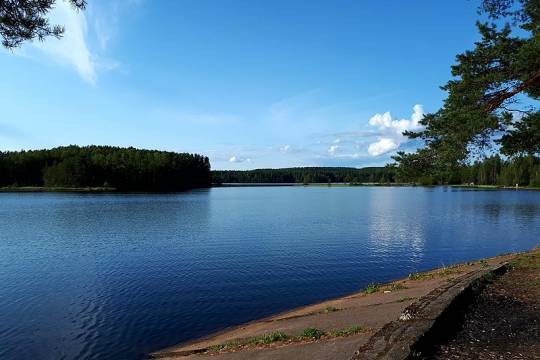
[0,187,539,359]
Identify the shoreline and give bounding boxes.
[151,249,536,359]
[2,184,539,193]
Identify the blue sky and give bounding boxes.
[1,0,485,170]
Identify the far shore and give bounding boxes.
[1,183,540,193]
[0,186,117,193]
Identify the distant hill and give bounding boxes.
[212,167,395,184]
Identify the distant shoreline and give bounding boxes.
[0,186,116,193]
[1,183,540,193]
[3,184,534,193]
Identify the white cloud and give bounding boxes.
[30,1,96,84]
[328,145,339,154]
[280,144,291,153]
[229,156,251,163]
[368,138,399,156]
[367,104,424,156]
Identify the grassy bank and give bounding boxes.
[0,186,116,193]
[451,184,540,191]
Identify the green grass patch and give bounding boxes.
[532,279,540,287]
[301,327,326,339]
[439,264,460,275]
[408,271,433,281]
[398,296,416,302]
[390,283,408,291]
[479,259,490,268]
[364,283,379,294]
[248,331,289,345]
[0,186,115,193]
[511,256,540,270]
[208,340,240,352]
[206,325,365,353]
[331,325,363,337]
[322,306,339,313]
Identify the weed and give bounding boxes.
[332,326,362,337]
[398,296,416,302]
[439,264,460,275]
[207,324,369,353]
[323,306,339,313]
[390,283,408,291]
[208,340,239,352]
[249,331,288,345]
[302,327,326,339]
[364,283,379,294]
[408,271,432,280]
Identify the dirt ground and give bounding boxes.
[428,249,540,360]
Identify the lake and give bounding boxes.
[1,187,539,360]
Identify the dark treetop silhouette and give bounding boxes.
[0,145,211,191]
[0,0,86,49]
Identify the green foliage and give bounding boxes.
[0,0,86,49]
[249,331,289,345]
[393,154,540,186]
[212,167,395,184]
[364,283,379,294]
[331,326,363,337]
[390,283,408,291]
[393,0,540,180]
[301,327,326,339]
[408,272,433,281]
[323,306,339,313]
[0,145,211,191]
[206,325,364,353]
[398,297,416,303]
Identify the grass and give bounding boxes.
[408,264,463,281]
[249,331,289,345]
[0,186,115,192]
[302,327,326,339]
[511,255,540,270]
[206,325,364,353]
[364,283,379,294]
[439,264,460,275]
[408,271,433,281]
[208,340,240,352]
[479,259,490,268]
[389,283,408,291]
[532,279,540,287]
[322,306,339,313]
[398,296,416,302]
[207,331,288,352]
[331,326,363,337]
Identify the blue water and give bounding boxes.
[0,187,539,360]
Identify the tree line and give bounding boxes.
[212,167,396,184]
[393,155,540,187]
[0,146,211,191]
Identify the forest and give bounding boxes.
[0,146,211,191]
[393,155,540,186]
[214,156,540,187]
[212,167,395,184]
